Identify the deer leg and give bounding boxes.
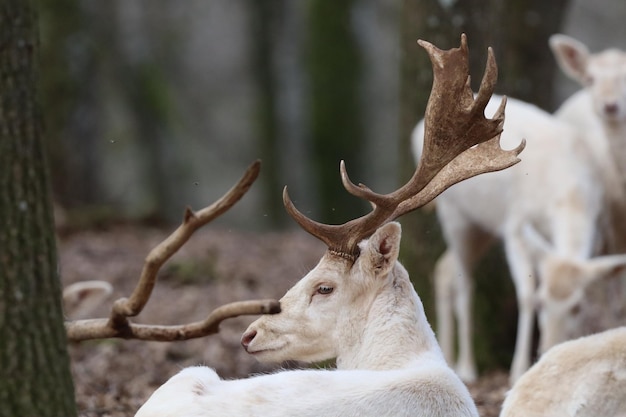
[434,250,456,366]
[452,256,476,383]
[504,229,537,384]
[441,226,493,383]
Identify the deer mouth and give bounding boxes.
[245,342,287,357]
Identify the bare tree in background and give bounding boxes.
[0,4,279,415]
[0,1,77,415]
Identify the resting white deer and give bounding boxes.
[550,34,626,204]
[500,326,626,417]
[135,35,524,417]
[411,93,626,384]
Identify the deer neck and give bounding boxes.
[335,263,443,371]
[602,122,626,190]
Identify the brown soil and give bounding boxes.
[61,225,509,417]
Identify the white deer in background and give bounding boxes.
[500,326,626,417]
[412,93,626,383]
[135,35,524,417]
[521,222,626,353]
[550,34,626,205]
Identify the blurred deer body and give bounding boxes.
[136,35,524,417]
[138,358,473,417]
[412,95,626,383]
[500,326,626,417]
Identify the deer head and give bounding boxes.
[523,223,626,353]
[241,35,525,369]
[550,34,626,125]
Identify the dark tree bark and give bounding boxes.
[399,0,569,371]
[307,0,366,223]
[0,1,77,415]
[38,0,102,210]
[250,0,286,227]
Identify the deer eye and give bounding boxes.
[316,285,334,295]
[569,302,581,315]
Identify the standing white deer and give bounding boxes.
[550,34,626,204]
[135,35,524,417]
[411,92,626,383]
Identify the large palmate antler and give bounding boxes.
[284,34,525,259]
[66,160,280,342]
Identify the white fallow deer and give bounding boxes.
[500,326,626,417]
[411,93,626,383]
[550,34,626,205]
[521,222,626,353]
[134,34,525,417]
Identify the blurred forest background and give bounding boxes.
[40,0,626,227]
[40,0,626,370]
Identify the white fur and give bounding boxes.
[62,280,113,319]
[500,327,626,417]
[550,34,626,204]
[411,95,626,383]
[135,223,479,417]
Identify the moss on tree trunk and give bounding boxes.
[307,0,365,223]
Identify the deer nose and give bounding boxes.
[241,330,257,351]
[604,102,619,115]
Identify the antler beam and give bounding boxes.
[65,160,281,342]
[284,34,525,258]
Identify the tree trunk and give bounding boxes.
[397,0,445,325]
[0,1,77,415]
[250,0,286,227]
[38,0,102,210]
[307,0,365,223]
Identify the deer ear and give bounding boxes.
[361,222,401,277]
[549,34,590,85]
[580,255,626,286]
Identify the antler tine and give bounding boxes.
[340,160,393,209]
[283,186,344,251]
[284,183,388,259]
[393,132,526,218]
[413,34,504,191]
[473,46,498,112]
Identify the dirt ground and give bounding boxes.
[60,225,509,417]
